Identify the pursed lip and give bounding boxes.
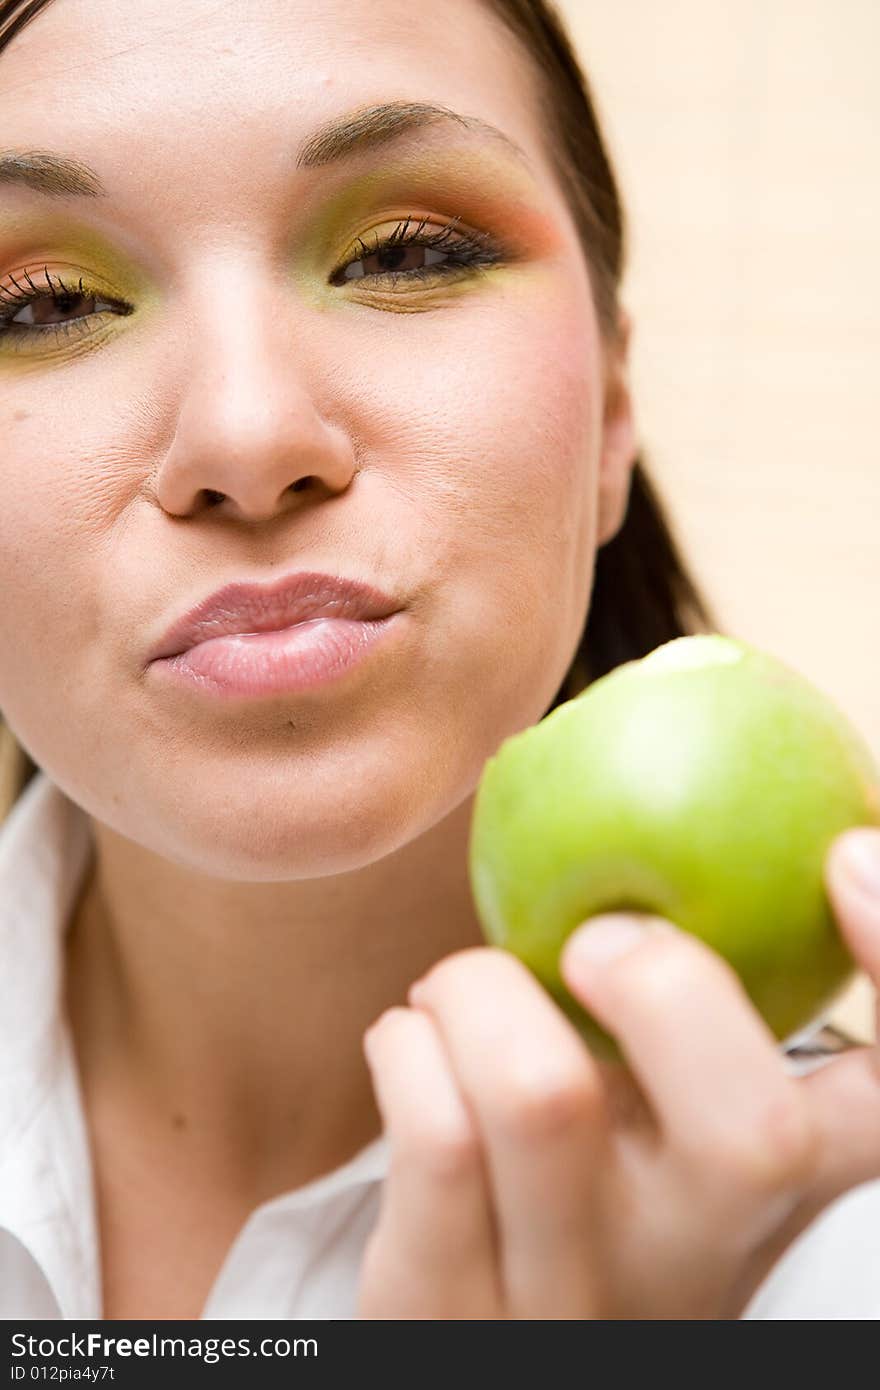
[147,570,404,664]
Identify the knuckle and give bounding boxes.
[400,1118,483,1183]
[687,1092,819,1195]
[611,933,742,1015]
[494,1062,600,1142]
[749,1091,820,1188]
[611,938,702,1010]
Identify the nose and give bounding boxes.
[153,266,357,523]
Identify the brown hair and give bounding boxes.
[0,0,718,812]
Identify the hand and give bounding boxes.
[356,828,880,1319]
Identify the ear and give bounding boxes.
[596,308,639,547]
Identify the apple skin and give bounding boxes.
[468,635,880,1055]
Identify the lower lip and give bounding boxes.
[150,614,401,698]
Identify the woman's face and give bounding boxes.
[0,0,635,878]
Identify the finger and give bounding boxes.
[359,1005,501,1319]
[824,828,880,984]
[798,1046,880,1210]
[560,916,816,1217]
[738,1045,880,1301]
[410,946,608,1317]
[806,828,880,1203]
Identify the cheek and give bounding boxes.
[0,404,131,732]
[474,292,599,565]
[350,272,600,565]
[341,270,602,707]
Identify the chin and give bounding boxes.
[136,765,449,881]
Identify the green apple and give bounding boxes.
[468,634,880,1054]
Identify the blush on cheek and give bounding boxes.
[390,273,602,720]
[482,266,601,488]
[486,279,601,639]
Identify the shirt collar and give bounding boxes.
[0,769,100,1318]
[0,770,391,1319]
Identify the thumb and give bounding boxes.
[797,828,880,1207]
[824,827,880,985]
[799,1047,880,1214]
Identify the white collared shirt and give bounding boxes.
[1,771,878,1320]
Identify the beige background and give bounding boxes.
[557,0,879,1037]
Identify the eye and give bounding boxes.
[10,286,117,327]
[329,216,504,287]
[341,242,451,280]
[0,269,133,349]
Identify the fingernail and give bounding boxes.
[839,829,880,898]
[563,914,652,967]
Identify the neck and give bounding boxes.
[65,789,484,1206]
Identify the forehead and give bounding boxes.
[0,0,553,181]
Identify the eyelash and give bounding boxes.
[329,213,503,285]
[0,215,504,348]
[0,267,132,347]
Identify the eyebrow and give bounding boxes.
[0,149,106,197]
[295,100,532,171]
[0,100,531,200]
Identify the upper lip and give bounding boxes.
[147,570,403,662]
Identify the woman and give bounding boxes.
[1,0,879,1321]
